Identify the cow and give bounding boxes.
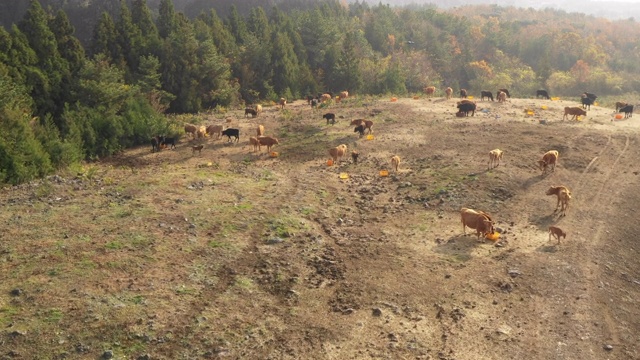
[244,108,257,118]
[460,208,495,241]
[151,136,160,152]
[444,87,453,100]
[498,88,510,98]
[459,89,468,99]
[563,107,586,121]
[619,104,634,118]
[158,135,176,149]
[424,86,436,98]
[480,90,494,101]
[581,95,594,110]
[457,101,476,116]
[536,90,550,99]
[496,91,507,102]
[323,113,336,125]
[615,102,628,112]
[221,128,240,143]
[582,92,597,101]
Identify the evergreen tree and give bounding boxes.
[116,0,143,78]
[0,70,53,184]
[157,0,176,39]
[131,0,160,57]
[226,5,248,44]
[271,31,300,97]
[18,0,69,119]
[91,12,121,63]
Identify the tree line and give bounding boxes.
[2,0,640,184]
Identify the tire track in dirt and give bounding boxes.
[562,132,632,351]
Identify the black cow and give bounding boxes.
[536,90,550,99]
[459,89,467,98]
[222,128,240,142]
[323,113,336,125]
[581,95,595,110]
[244,108,257,118]
[619,104,634,118]
[498,88,510,98]
[159,135,176,149]
[582,92,597,101]
[311,98,318,108]
[151,136,160,152]
[306,95,314,104]
[354,125,365,137]
[457,102,477,116]
[480,90,494,101]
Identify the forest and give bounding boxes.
[2,0,640,185]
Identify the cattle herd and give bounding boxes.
[149,86,634,245]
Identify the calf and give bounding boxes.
[538,150,559,174]
[354,125,365,137]
[480,90,494,101]
[548,226,566,244]
[391,155,401,172]
[536,89,550,99]
[496,91,507,102]
[311,98,318,108]
[582,92,597,101]
[563,107,586,121]
[323,113,336,125]
[351,150,359,164]
[619,104,634,118]
[459,89,467,98]
[222,128,240,143]
[488,149,503,169]
[546,185,571,216]
[249,136,260,151]
[191,144,204,155]
[498,88,510,98]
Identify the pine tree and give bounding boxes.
[18,0,69,119]
[91,12,121,63]
[157,0,176,39]
[271,31,300,98]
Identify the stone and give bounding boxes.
[372,308,382,317]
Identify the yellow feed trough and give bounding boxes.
[467,96,474,100]
[526,110,535,116]
[339,173,349,180]
[551,97,560,101]
[575,115,582,121]
[366,134,375,140]
[379,170,389,177]
[485,232,500,241]
[594,102,599,106]
[540,105,548,110]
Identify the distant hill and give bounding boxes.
[351,0,640,20]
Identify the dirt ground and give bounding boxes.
[1,94,639,359]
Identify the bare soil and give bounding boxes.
[1,95,639,359]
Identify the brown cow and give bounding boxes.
[391,155,401,172]
[279,98,287,109]
[496,91,507,102]
[184,123,198,138]
[258,136,279,152]
[206,124,223,139]
[444,87,453,100]
[546,185,571,216]
[538,150,559,174]
[563,107,586,121]
[424,86,436,98]
[257,125,264,137]
[488,149,503,169]
[460,208,495,241]
[548,226,567,244]
[329,144,348,163]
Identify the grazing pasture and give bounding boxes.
[1,96,639,359]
